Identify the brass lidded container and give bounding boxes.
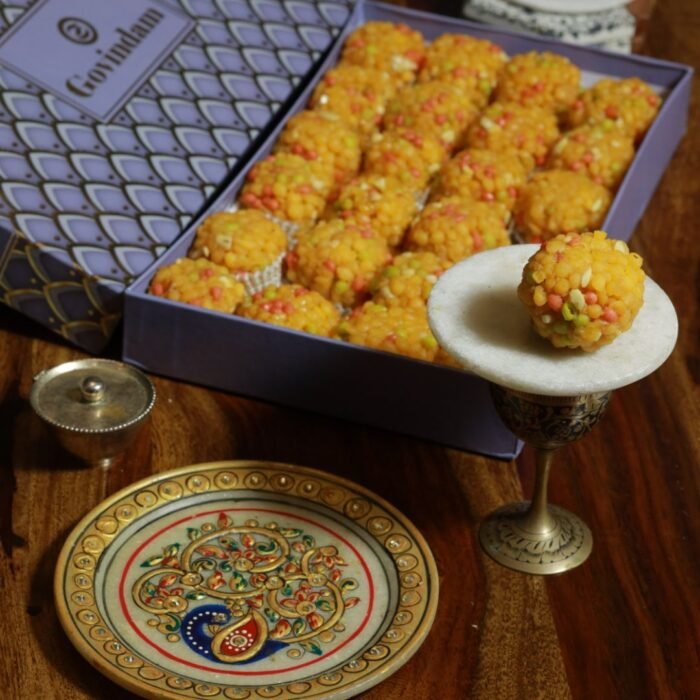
[30,359,156,468]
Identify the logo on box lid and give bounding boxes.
[0,0,193,121]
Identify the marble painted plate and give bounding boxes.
[55,461,439,699]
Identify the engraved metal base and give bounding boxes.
[479,501,593,575]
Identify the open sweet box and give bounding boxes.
[0,1,692,457]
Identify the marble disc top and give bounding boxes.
[428,245,678,397]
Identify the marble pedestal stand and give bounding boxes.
[428,245,678,575]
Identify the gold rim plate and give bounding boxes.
[54,461,439,699]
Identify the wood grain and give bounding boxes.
[1,1,699,699]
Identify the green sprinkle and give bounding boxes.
[553,321,569,335]
[574,314,590,327]
[561,302,575,321]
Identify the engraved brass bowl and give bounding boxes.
[30,359,156,468]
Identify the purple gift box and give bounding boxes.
[123,2,690,458]
[0,0,351,351]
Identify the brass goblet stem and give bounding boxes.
[479,387,611,575]
[521,448,556,536]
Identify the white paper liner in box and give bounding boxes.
[234,251,285,297]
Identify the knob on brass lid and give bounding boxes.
[31,359,155,432]
[30,359,156,468]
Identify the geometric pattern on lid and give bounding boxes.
[0,0,351,285]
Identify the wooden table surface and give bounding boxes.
[1,2,698,699]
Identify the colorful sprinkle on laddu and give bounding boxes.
[326,174,418,248]
[566,77,661,143]
[547,123,635,190]
[340,21,426,85]
[149,257,246,313]
[362,127,446,192]
[189,210,286,273]
[237,284,340,337]
[371,251,447,310]
[464,101,560,171]
[431,147,527,210]
[518,230,645,351]
[239,152,333,223]
[275,110,362,191]
[495,51,581,117]
[514,170,612,243]
[383,81,480,152]
[335,302,439,362]
[286,219,392,307]
[418,33,507,107]
[405,196,510,264]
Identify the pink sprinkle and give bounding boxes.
[240,192,259,206]
[547,294,563,311]
[472,231,483,250]
[200,267,214,279]
[323,259,337,272]
[602,307,618,322]
[210,286,222,300]
[151,282,164,296]
[435,114,447,125]
[584,292,598,304]
[481,191,495,202]
[351,276,366,292]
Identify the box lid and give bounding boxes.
[0,0,351,351]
